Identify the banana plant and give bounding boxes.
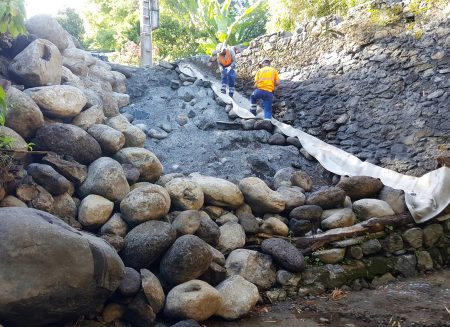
[0,0,27,37]
[166,0,266,54]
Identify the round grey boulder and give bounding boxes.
[336,176,384,200]
[79,157,130,202]
[172,210,202,236]
[118,267,141,297]
[34,123,102,165]
[9,39,62,87]
[25,15,69,51]
[24,85,87,118]
[289,204,323,221]
[261,238,305,272]
[164,280,221,321]
[120,220,177,269]
[0,208,124,327]
[5,87,44,138]
[215,275,259,320]
[88,124,125,154]
[306,187,346,209]
[160,235,213,286]
[225,249,276,290]
[165,178,204,211]
[239,177,285,214]
[114,147,163,183]
[120,184,171,226]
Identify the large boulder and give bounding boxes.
[88,124,125,154]
[25,15,69,51]
[276,186,306,211]
[172,210,202,236]
[72,106,106,131]
[165,178,204,211]
[225,249,276,290]
[160,235,213,286]
[195,213,221,246]
[114,147,163,183]
[34,123,102,165]
[9,39,62,87]
[306,187,346,209]
[261,238,305,272]
[353,199,395,220]
[0,208,124,327]
[336,176,384,200]
[62,48,96,66]
[120,184,171,226]
[164,280,221,321]
[63,56,88,77]
[107,115,146,148]
[5,87,44,138]
[190,173,244,208]
[79,157,130,202]
[321,208,357,230]
[239,177,285,214]
[217,222,246,254]
[215,275,259,320]
[120,220,176,269]
[77,194,114,229]
[24,85,87,118]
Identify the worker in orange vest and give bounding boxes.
[216,44,236,97]
[250,58,280,120]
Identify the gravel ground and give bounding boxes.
[123,64,331,188]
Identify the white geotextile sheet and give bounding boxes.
[179,62,450,223]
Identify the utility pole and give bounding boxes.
[140,0,160,67]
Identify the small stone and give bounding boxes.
[416,250,433,270]
[423,224,444,247]
[260,217,289,236]
[381,233,404,253]
[290,171,313,191]
[268,133,286,145]
[349,246,363,260]
[371,272,395,288]
[118,267,141,297]
[148,128,169,140]
[286,136,302,148]
[77,194,114,229]
[312,248,346,264]
[395,254,416,278]
[171,80,181,90]
[361,239,382,255]
[402,227,423,248]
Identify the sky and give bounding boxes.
[24,0,88,18]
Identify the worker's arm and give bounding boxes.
[274,70,280,89]
[230,48,236,69]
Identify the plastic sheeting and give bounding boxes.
[179,62,450,223]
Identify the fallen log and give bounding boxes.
[0,149,49,155]
[296,213,414,255]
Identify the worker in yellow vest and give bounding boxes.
[216,45,236,97]
[250,58,280,120]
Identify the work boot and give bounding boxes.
[250,110,257,116]
[229,92,234,98]
[221,87,226,94]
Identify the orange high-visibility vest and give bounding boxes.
[255,66,280,93]
[218,50,232,67]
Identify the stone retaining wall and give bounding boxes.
[236,1,450,176]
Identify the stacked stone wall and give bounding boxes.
[237,1,450,176]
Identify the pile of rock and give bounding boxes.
[0,14,449,327]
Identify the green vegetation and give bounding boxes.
[84,0,139,52]
[0,0,27,37]
[56,8,86,44]
[266,0,371,32]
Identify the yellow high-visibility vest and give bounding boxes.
[255,66,280,93]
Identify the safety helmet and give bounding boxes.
[261,58,271,65]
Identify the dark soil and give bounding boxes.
[204,270,450,327]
